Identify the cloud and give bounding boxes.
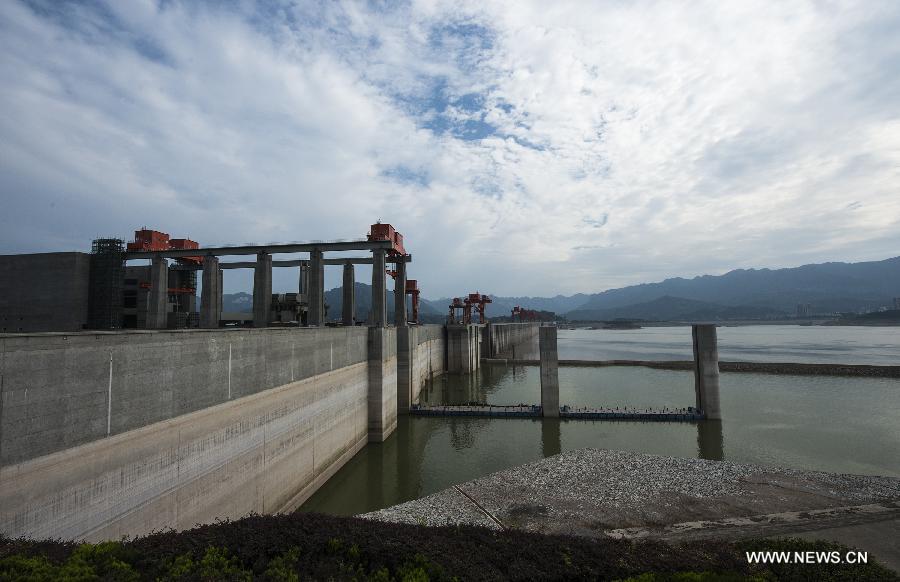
[1,0,899,297]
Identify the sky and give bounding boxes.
[1,0,899,297]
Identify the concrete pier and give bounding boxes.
[539,325,560,418]
[396,325,415,413]
[393,258,407,327]
[146,257,168,330]
[252,252,272,328]
[342,263,355,326]
[447,324,480,374]
[692,324,721,420]
[371,250,386,327]
[308,249,324,326]
[367,327,397,441]
[200,255,220,328]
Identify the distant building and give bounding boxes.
[894,297,900,310]
[796,303,811,318]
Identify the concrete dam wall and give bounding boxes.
[482,322,540,360]
[0,322,537,541]
[0,327,394,541]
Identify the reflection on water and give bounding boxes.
[541,418,561,457]
[300,362,898,516]
[697,420,724,461]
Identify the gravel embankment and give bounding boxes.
[362,449,900,536]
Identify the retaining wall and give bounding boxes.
[0,327,375,540]
[482,323,539,359]
[396,325,446,412]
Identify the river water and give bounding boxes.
[300,326,900,516]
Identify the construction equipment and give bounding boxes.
[128,229,201,295]
[467,292,492,324]
[128,229,201,261]
[448,293,492,324]
[367,222,407,256]
[511,305,539,322]
[406,279,421,324]
[372,223,420,324]
[448,297,465,324]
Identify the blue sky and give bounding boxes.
[1,0,899,297]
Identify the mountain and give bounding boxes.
[325,282,443,323]
[570,257,900,317]
[222,292,253,313]
[567,295,784,321]
[222,256,900,323]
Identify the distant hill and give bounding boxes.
[567,295,784,322]
[222,292,252,313]
[223,256,900,323]
[325,282,443,323]
[569,257,900,319]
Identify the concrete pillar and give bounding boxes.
[308,249,324,326]
[692,324,722,420]
[371,249,386,327]
[200,255,220,329]
[146,256,168,329]
[298,262,309,325]
[342,263,355,326]
[396,325,416,413]
[368,327,398,442]
[299,262,309,295]
[539,325,560,418]
[393,259,407,327]
[482,322,493,359]
[217,268,223,322]
[446,324,479,374]
[252,252,272,328]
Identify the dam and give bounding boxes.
[0,224,720,542]
[0,322,538,540]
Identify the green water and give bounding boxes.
[300,365,900,516]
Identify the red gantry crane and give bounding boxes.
[448,292,492,324]
[369,222,421,324]
[127,228,201,294]
[511,305,539,322]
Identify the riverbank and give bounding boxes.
[363,449,900,571]
[484,358,900,378]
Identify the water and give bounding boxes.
[559,325,900,365]
[300,327,900,516]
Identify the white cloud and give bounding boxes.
[1,0,898,297]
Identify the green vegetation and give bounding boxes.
[0,513,896,581]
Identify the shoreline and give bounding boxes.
[483,358,900,378]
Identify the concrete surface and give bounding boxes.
[1,361,370,541]
[367,327,397,442]
[200,256,220,328]
[447,324,480,374]
[539,326,559,418]
[0,327,369,465]
[482,323,538,360]
[0,252,92,333]
[252,252,272,328]
[692,324,721,419]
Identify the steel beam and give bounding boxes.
[125,239,393,260]
[169,255,411,270]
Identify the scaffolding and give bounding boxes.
[87,238,125,329]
